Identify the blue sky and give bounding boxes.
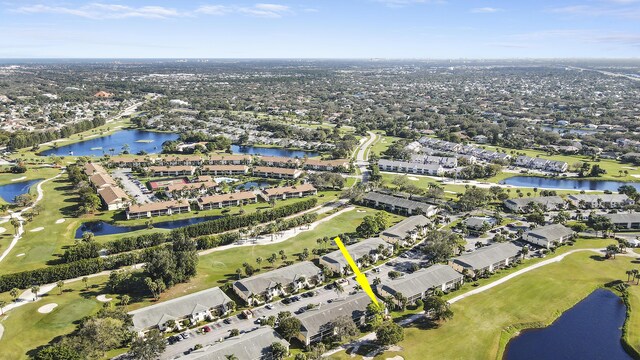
[1,0,639,58]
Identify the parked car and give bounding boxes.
[265,303,274,310]
[223,318,232,324]
[180,333,190,340]
[202,326,211,333]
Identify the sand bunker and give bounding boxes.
[30,227,44,232]
[37,303,58,314]
[96,295,112,302]
[10,176,27,182]
[407,176,419,181]
[0,227,6,234]
[55,219,66,224]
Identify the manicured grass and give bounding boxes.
[0,169,77,275]
[370,134,401,158]
[0,275,109,360]
[359,249,640,360]
[480,144,640,182]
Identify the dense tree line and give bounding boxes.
[7,117,105,150]
[61,198,318,262]
[0,252,139,293]
[35,307,140,360]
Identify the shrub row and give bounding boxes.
[63,197,318,262]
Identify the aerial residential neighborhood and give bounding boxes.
[0,1,640,360]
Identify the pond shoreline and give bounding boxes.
[498,286,637,360]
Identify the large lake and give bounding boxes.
[41,129,178,156]
[504,289,632,360]
[0,179,42,203]
[502,176,640,192]
[40,129,319,158]
[75,215,222,238]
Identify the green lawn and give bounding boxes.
[380,173,589,202]
[126,207,404,311]
[370,134,401,158]
[479,144,640,182]
[340,247,640,360]
[0,275,109,360]
[0,168,74,274]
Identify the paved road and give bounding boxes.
[355,131,377,183]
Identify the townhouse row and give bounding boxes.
[126,184,317,219]
[83,162,130,211]
[109,154,351,172]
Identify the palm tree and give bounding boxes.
[334,282,345,298]
[606,244,618,259]
[10,288,19,303]
[120,294,130,309]
[0,300,6,315]
[235,268,243,280]
[82,277,89,289]
[626,270,634,282]
[31,285,40,300]
[10,218,20,234]
[256,257,263,270]
[225,355,239,360]
[56,281,64,295]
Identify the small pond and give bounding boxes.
[231,145,319,158]
[502,176,640,192]
[236,181,271,190]
[75,215,222,238]
[0,179,42,203]
[504,289,632,360]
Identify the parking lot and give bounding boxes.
[112,168,155,203]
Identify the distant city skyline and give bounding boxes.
[1,0,639,58]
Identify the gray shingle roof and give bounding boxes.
[525,224,574,242]
[381,215,430,239]
[377,264,462,298]
[234,261,321,297]
[364,193,436,214]
[567,194,631,203]
[321,237,390,269]
[603,212,640,224]
[297,292,371,338]
[505,196,565,209]
[129,287,231,331]
[180,328,289,360]
[451,242,521,270]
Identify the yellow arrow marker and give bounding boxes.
[334,236,379,306]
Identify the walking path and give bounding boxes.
[322,247,619,358]
[0,171,64,263]
[198,206,355,256]
[0,205,354,315]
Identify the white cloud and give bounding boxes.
[14,3,184,19]
[195,5,232,16]
[549,3,640,19]
[471,7,503,13]
[238,4,291,18]
[14,2,294,20]
[373,0,443,8]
